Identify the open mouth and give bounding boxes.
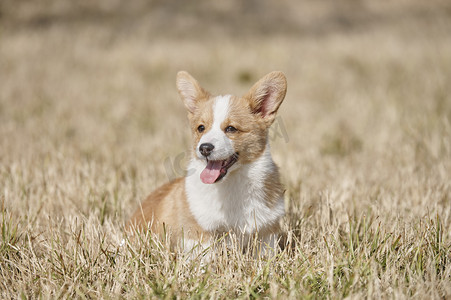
[200,153,239,184]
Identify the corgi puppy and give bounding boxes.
[128,71,287,253]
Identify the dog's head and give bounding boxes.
[176,71,287,184]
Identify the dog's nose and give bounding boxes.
[199,143,214,157]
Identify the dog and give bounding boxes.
[127,71,287,255]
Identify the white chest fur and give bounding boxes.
[185,146,285,235]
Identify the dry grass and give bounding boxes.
[1,0,451,298]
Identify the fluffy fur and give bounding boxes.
[128,71,287,253]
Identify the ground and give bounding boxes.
[1,0,450,298]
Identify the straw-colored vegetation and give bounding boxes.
[1,0,450,298]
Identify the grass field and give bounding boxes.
[1,0,451,298]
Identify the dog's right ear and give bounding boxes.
[176,71,210,114]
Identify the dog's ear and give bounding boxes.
[244,71,287,125]
[176,71,210,114]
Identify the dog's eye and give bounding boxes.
[197,125,205,133]
[225,126,237,133]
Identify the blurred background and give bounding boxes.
[0,0,450,221]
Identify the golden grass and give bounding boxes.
[1,1,450,298]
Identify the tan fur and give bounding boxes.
[263,166,285,209]
[127,178,209,241]
[188,100,215,152]
[223,96,268,164]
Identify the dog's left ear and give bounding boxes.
[244,71,287,125]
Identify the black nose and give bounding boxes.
[199,143,214,157]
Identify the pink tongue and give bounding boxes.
[200,160,223,184]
